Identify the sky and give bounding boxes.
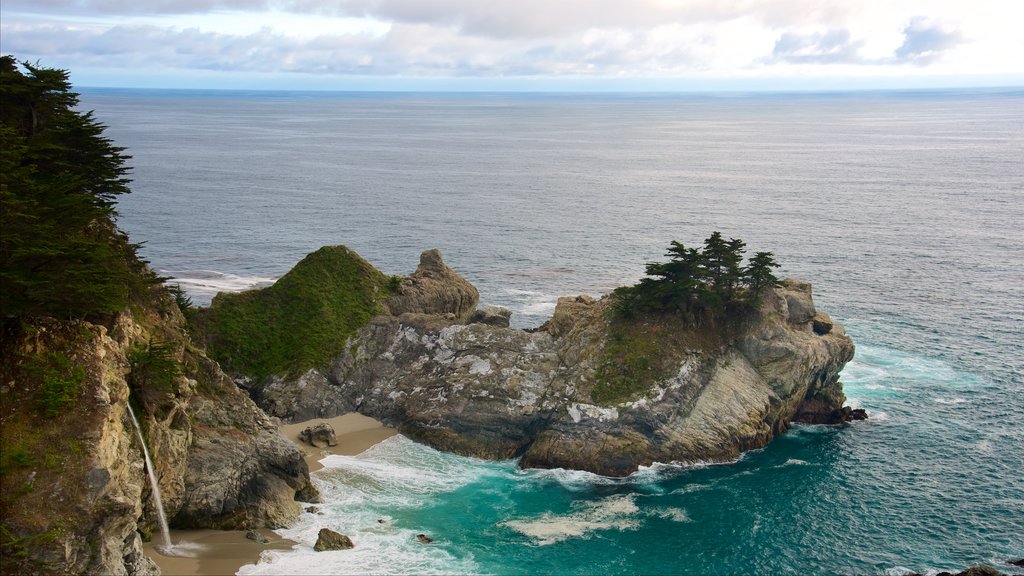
[2,0,1023,91]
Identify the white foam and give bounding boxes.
[162,270,276,301]
[239,435,487,575]
[500,494,642,546]
[933,397,969,405]
[646,507,691,522]
[782,459,810,466]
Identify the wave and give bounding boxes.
[160,269,275,302]
[239,436,487,575]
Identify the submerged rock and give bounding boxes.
[246,530,269,543]
[416,534,434,544]
[314,528,354,551]
[248,248,857,478]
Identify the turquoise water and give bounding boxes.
[78,88,1024,574]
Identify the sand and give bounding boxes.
[280,412,398,472]
[145,413,397,575]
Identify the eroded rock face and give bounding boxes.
[0,298,317,574]
[249,251,856,478]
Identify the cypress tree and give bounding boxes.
[1,56,141,322]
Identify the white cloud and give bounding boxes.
[1,0,1022,87]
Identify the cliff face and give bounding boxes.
[0,293,316,574]
[249,250,855,477]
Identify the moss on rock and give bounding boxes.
[191,246,394,379]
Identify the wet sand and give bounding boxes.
[145,413,397,575]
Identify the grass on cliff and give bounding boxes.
[190,246,394,379]
[591,304,739,406]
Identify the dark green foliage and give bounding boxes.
[168,283,193,313]
[127,339,181,400]
[0,56,143,322]
[612,232,781,321]
[26,352,85,417]
[190,246,394,379]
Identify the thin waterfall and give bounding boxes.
[126,402,173,552]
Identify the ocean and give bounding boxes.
[78,87,1024,575]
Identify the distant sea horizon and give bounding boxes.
[78,87,1024,575]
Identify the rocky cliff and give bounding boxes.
[247,249,855,477]
[0,291,317,575]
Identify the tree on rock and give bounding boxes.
[612,232,781,321]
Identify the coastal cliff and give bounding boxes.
[0,293,317,574]
[242,248,856,477]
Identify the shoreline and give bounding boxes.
[145,413,397,575]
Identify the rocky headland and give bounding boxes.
[237,247,857,477]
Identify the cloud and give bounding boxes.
[894,16,964,65]
[770,28,865,64]
[0,1,990,82]
[4,0,856,38]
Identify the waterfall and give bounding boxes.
[126,402,173,552]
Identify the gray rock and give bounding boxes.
[416,534,434,544]
[470,305,512,327]
[299,423,338,448]
[314,528,354,551]
[255,275,854,477]
[246,530,269,543]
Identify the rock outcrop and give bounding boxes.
[314,528,354,551]
[248,249,856,477]
[383,249,479,322]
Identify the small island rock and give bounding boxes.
[245,530,269,544]
[416,534,433,544]
[314,528,354,551]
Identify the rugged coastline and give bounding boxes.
[234,247,857,477]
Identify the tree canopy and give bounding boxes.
[612,232,781,320]
[1,56,148,322]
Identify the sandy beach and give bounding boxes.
[145,413,397,575]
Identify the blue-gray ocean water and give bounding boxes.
[79,88,1024,575]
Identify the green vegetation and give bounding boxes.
[27,351,86,417]
[592,326,664,405]
[0,56,156,324]
[127,339,181,407]
[190,245,395,378]
[612,232,781,321]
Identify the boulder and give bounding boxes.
[314,528,354,551]
[246,530,269,544]
[299,423,338,448]
[1009,559,1024,567]
[812,311,834,335]
[470,305,512,327]
[416,534,434,544]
